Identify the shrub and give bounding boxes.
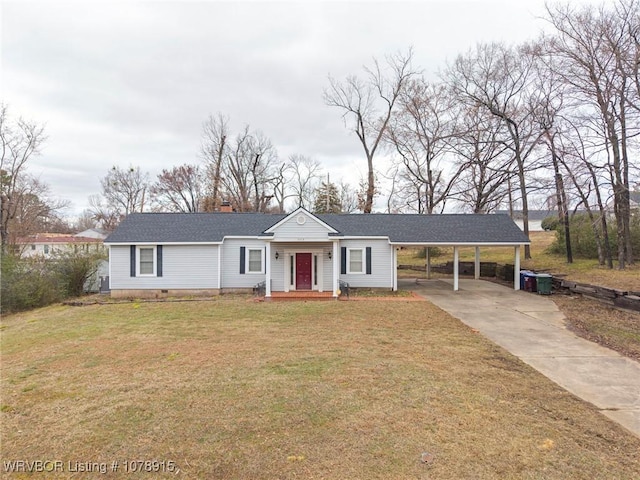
[541,216,559,232]
[415,247,442,258]
[1,254,63,313]
[52,251,106,297]
[548,212,640,259]
[1,250,107,314]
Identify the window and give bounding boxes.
[248,248,263,273]
[44,245,50,254]
[290,255,294,285]
[348,248,364,274]
[314,255,318,285]
[31,245,36,250]
[138,246,155,276]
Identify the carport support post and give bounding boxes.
[514,245,521,291]
[453,246,459,291]
[474,247,480,280]
[425,247,431,279]
[265,241,271,297]
[332,240,339,297]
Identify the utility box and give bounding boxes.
[537,274,553,295]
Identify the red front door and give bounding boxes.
[296,253,312,290]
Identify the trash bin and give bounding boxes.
[536,274,553,295]
[523,272,537,293]
[519,270,532,290]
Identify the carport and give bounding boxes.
[392,242,527,291]
[386,214,530,292]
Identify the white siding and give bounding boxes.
[339,239,393,288]
[110,244,218,289]
[271,247,285,291]
[269,213,333,241]
[220,239,267,288]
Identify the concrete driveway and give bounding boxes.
[400,278,640,438]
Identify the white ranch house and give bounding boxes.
[104,208,530,298]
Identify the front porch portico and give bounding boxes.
[264,240,340,298]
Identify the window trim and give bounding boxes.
[137,245,157,277]
[347,248,365,274]
[246,247,265,274]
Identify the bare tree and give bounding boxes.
[5,174,68,244]
[448,104,512,213]
[338,180,359,213]
[288,154,322,210]
[200,113,229,211]
[151,164,203,213]
[88,194,121,232]
[73,209,99,232]
[554,118,614,267]
[387,79,463,214]
[271,162,291,213]
[544,0,639,267]
[446,42,544,258]
[324,49,418,213]
[0,105,47,250]
[91,166,149,229]
[222,127,278,212]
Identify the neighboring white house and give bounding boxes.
[495,210,558,232]
[104,208,530,297]
[17,233,106,258]
[75,228,109,240]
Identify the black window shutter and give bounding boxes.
[157,245,163,277]
[130,245,136,277]
[340,247,347,274]
[366,247,372,275]
[240,246,246,274]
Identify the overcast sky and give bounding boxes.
[1,0,598,218]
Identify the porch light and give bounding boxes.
[275,252,279,260]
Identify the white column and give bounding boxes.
[284,253,290,292]
[453,246,459,292]
[217,244,222,289]
[318,253,323,292]
[332,240,339,297]
[265,241,271,297]
[474,246,480,280]
[514,245,521,291]
[392,246,398,291]
[426,247,431,279]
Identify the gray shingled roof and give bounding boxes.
[105,212,529,244]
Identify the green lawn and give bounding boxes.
[2,298,639,479]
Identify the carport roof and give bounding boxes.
[105,211,530,245]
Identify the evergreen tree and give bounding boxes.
[313,182,342,213]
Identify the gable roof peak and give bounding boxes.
[263,207,339,234]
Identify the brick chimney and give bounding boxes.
[220,201,233,213]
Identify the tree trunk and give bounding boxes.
[548,133,572,263]
[211,135,225,211]
[364,155,375,213]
